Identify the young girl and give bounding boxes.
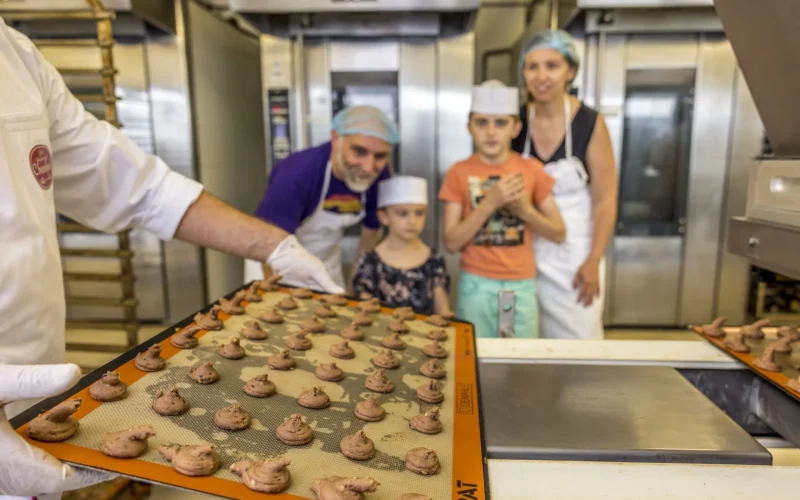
[352,176,452,315]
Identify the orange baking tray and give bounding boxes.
[12,284,489,500]
[690,324,800,404]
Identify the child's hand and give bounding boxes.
[485,174,525,210]
[507,195,534,219]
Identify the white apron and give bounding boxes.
[244,161,365,288]
[523,97,605,340]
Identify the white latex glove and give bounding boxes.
[0,363,115,497]
[266,235,345,294]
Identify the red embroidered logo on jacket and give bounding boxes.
[29,144,53,190]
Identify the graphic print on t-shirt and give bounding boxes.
[467,175,524,247]
[323,193,362,214]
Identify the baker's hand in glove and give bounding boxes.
[0,363,115,496]
[267,235,345,294]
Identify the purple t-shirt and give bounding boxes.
[254,142,390,233]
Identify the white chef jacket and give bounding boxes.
[0,20,204,418]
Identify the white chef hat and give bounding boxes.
[471,79,519,116]
[378,176,428,208]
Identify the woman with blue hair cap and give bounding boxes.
[511,29,618,340]
[247,105,399,289]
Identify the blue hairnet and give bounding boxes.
[331,105,399,145]
[518,29,580,82]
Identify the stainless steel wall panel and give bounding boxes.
[185,0,267,303]
[625,34,699,70]
[611,237,683,325]
[147,0,205,322]
[716,70,761,324]
[260,34,294,170]
[330,41,399,73]
[399,41,437,246]
[436,33,475,304]
[597,33,624,325]
[304,40,332,148]
[678,35,737,325]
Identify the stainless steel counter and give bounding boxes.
[479,362,771,465]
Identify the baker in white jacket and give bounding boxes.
[0,19,342,498]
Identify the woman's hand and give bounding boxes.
[573,258,601,307]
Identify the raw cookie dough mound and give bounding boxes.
[358,297,382,314]
[409,407,442,435]
[340,430,375,460]
[189,361,220,384]
[316,363,345,382]
[354,396,385,422]
[231,457,292,494]
[422,341,448,359]
[298,387,330,409]
[194,304,224,330]
[243,282,263,302]
[372,350,400,370]
[102,425,156,458]
[773,334,795,353]
[286,331,313,351]
[365,369,394,393]
[381,333,407,350]
[741,319,769,339]
[723,332,750,353]
[420,359,446,379]
[312,476,379,500]
[701,316,727,338]
[417,380,444,404]
[302,315,327,333]
[241,321,267,340]
[330,340,355,359]
[268,349,297,370]
[135,345,166,372]
[753,344,780,372]
[396,494,432,500]
[259,308,285,324]
[220,290,247,315]
[405,447,440,476]
[159,444,220,477]
[215,403,251,431]
[153,386,188,416]
[89,371,127,402]
[341,322,365,340]
[219,338,246,359]
[243,373,276,397]
[315,304,339,318]
[393,306,416,322]
[321,294,348,306]
[171,324,201,349]
[255,273,282,292]
[425,313,453,328]
[388,320,410,334]
[276,414,313,445]
[351,312,374,327]
[778,325,800,339]
[278,297,299,310]
[291,287,314,299]
[27,398,81,442]
[426,329,448,341]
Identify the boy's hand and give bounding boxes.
[507,195,534,219]
[484,174,525,210]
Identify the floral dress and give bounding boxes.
[352,249,450,315]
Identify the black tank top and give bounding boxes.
[511,102,599,182]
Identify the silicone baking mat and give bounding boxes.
[12,286,488,500]
[691,324,800,403]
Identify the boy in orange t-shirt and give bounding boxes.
[439,80,565,338]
